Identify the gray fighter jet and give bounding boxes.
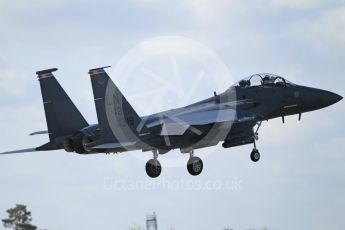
[1,67,342,178]
[86,67,342,177]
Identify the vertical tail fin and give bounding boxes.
[36,68,88,141]
[88,66,145,144]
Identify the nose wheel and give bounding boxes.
[250,149,260,162]
[145,150,162,178]
[187,151,203,176]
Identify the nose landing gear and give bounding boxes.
[250,121,262,162]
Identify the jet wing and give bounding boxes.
[146,109,235,127]
[145,108,257,136]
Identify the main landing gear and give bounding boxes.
[250,121,262,162]
[145,149,204,177]
[145,150,162,178]
[187,150,203,176]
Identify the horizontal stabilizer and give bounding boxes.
[29,130,49,136]
[1,140,61,154]
[0,148,37,155]
[89,141,137,150]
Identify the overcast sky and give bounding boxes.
[0,0,345,229]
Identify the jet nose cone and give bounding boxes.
[326,92,342,105]
[334,93,343,103]
[319,90,343,108]
[298,86,342,112]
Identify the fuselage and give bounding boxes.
[134,76,342,152]
[80,74,343,154]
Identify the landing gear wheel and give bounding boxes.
[145,159,162,178]
[73,133,86,154]
[187,157,203,176]
[250,149,260,162]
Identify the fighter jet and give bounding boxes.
[1,67,342,178]
[86,67,342,177]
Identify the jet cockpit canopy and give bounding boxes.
[234,73,295,88]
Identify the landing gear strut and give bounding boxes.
[187,150,203,176]
[251,121,262,162]
[145,150,162,178]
